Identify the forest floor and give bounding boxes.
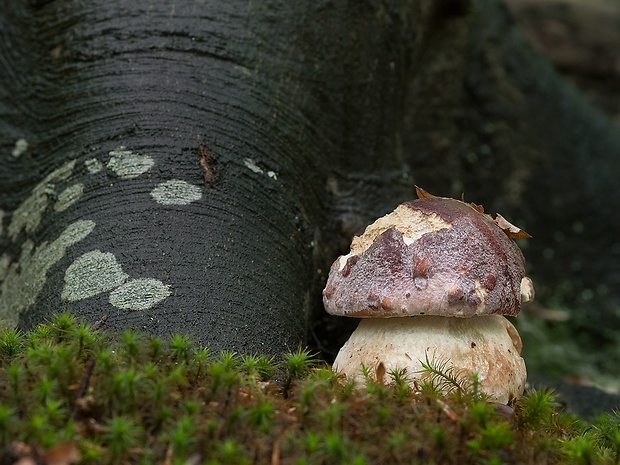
[2,312,620,465]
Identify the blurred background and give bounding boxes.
[505,0,620,125]
[505,0,620,400]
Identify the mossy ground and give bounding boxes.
[1,312,619,465]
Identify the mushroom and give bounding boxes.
[323,187,534,404]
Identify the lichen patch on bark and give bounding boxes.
[54,184,84,212]
[62,250,129,301]
[7,160,76,242]
[85,158,103,174]
[109,278,171,310]
[11,138,28,158]
[0,220,95,327]
[0,254,10,282]
[243,158,278,180]
[62,250,172,310]
[150,179,202,205]
[106,147,154,179]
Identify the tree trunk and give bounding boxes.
[1,0,619,367]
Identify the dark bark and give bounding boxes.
[1,1,336,352]
[1,0,620,368]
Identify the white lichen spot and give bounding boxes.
[243,158,278,180]
[0,254,10,282]
[11,138,28,158]
[0,219,95,327]
[62,250,129,301]
[85,158,103,174]
[60,219,96,244]
[7,160,76,241]
[109,278,171,310]
[243,158,263,174]
[150,180,202,205]
[107,147,154,179]
[54,183,84,212]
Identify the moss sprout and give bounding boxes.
[102,415,142,462]
[0,328,24,357]
[284,346,318,379]
[168,333,193,363]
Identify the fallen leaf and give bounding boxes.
[375,362,386,385]
[469,202,485,213]
[415,186,437,199]
[43,441,80,465]
[494,214,532,238]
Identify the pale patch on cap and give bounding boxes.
[337,252,355,271]
[350,204,451,256]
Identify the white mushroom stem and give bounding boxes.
[333,315,526,404]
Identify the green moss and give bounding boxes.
[0,311,618,464]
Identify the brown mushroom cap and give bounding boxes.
[323,194,533,318]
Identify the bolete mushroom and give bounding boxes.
[323,187,534,404]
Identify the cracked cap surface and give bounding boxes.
[323,195,533,318]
